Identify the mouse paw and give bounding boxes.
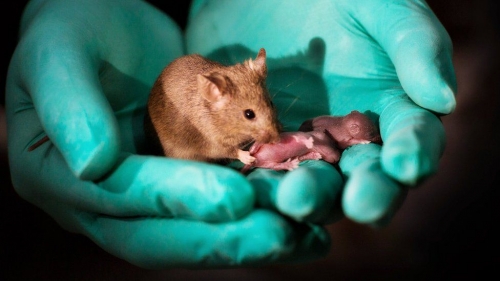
[298,151,322,161]
[282,158,300,171]
[238,150,256,165]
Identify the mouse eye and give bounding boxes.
[244,109,256,120]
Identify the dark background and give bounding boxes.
[2,1,499,280]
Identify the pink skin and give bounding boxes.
[241,130,341,173]
[241,110,382,172]
[299,110,382,149]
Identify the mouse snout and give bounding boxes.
[257,129,280,144]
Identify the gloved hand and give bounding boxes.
[186,0,456,225]
[5,0,330,269]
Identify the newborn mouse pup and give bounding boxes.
[299,110,382,149]
[241,110,382,173]
[241,130,341,173]
[145,48,281,165]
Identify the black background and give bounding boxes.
[2,1,499,280]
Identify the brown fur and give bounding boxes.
[145,48,281,163]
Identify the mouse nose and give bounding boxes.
[258,130,280,144]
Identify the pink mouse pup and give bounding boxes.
[299,110,382,149]
[241,130,341,173]
[241,110,382,172]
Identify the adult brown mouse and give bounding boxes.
[144,48,281,165]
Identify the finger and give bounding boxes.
[379,98,446,185]
[13,17,121,180]
[98,154,256,222]
[339,144,407,224]
[248,160,344,224]
[13,0,183,180]
[86,209,331,269]
[355,0,457,114]
[7,83,256,224]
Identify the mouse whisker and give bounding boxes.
[287,96,299,112]
[239,138,256,151]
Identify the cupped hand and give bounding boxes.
[186,0,457,225]
[6,0,330,268]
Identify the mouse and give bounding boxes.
[144,48,282,165]
[241,130,341,173]
[299,110,382,149]
[241,110,382,172]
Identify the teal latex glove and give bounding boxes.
[5,0,330,269]
[186,0,457,225]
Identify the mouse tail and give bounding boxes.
[240,164,253,174]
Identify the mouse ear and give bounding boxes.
[248,48,267,77]
[197,73,229,106]
[348,123,361,136]
[298,118,314,132]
